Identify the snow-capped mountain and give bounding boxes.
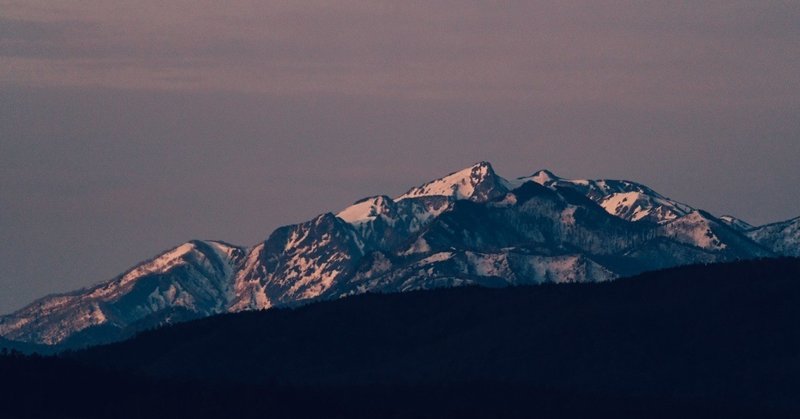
[658,210,769,256]
[519,169,693,224]
[0,240,245,345]
[746,217,800,257]
[230,213,365,311]
[1,162,795,346]
[397,161,510,202]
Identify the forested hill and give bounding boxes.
[3,258,800,418]
[80,258,800,415]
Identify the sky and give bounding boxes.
[1,1,799,313]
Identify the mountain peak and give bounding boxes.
[397,161,508,202]
[123,241,202,278]
[529,169,560,184]
[509,169,561,189]
[4,162,799,347]
[337,195,396,224]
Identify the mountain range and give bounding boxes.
[2,162,797,346]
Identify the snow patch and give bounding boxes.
[397,162,502,201]
[337,196,393,224]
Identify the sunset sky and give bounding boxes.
[2,1,799,312]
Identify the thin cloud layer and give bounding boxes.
[2,1,798,105]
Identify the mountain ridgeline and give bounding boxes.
[1,162,797,347]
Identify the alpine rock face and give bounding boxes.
[229,213,365,311]
[1,162,796,346]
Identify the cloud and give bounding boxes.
[0,17,129,60]
[0,1,797,107]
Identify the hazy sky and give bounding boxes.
[1,1,799,313]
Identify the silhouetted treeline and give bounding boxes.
[1,353,788,419]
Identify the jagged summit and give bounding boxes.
[337,195,396,224]
[1,162,797,347]
[513,171,694,224]
[397,161,509,202]
[524,169,560,185]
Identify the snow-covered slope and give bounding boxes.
[229,213,365,311]
[520,170,693,224]
[1,162,794,347]
[659,211,771,257]
[747,217,800,257]
[0,240,245,345]
[598,192,690,223]
[398,161,509,202]
[345,251,616,296]
[336,194,451,251]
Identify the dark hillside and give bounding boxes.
[75,258,800,413]
[3,258,799,418]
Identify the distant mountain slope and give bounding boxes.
[719,215,755,231]
[519,169,694,224]
[747,217,800,257]
[0,240,245,345]
[1,162,795,347]
[74,258,800,415]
